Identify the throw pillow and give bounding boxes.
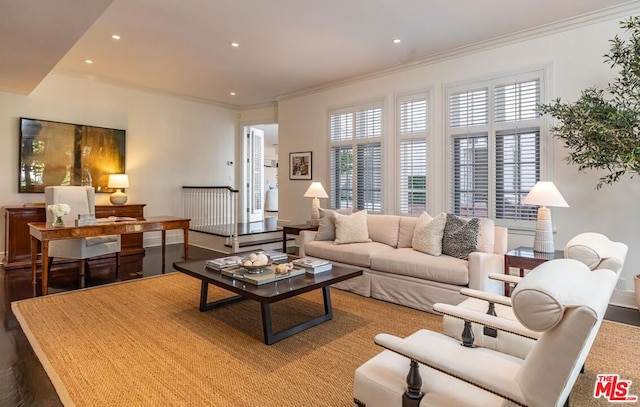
[334,210,372,245]
[441,213,480,259]
[412,212,447,256]
[315,207,353,241]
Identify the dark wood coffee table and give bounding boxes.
[173,259,362,345]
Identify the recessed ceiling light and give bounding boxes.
[230,92,237,96]
[111,34,121,40]
[84,59,93,64]
[230,42,239,47]
[392,38,401,44]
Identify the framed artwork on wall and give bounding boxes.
[289,151,312,180]
[18,117,126,193]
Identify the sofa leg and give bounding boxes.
[354,398,366,407]
[402,359,423,407]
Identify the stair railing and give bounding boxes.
[182,186,239,251]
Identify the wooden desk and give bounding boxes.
[29,216,190,296]
[281,224,319,253]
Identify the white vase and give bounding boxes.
[635,275,640,310]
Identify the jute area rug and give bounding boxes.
[12,272,640,407]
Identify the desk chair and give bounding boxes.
[44,186,121,286]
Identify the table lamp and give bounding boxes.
[108,174,129,205]
[522,181,568,253]
[304,182,328,226]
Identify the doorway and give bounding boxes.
[242,124,279,224]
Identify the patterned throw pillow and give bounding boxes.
[441,213,480,259]
[334,210,372,245]
[412,212,447,256]
[315,207,353,241]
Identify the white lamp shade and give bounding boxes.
[304,182,328,199]
[108,174,129,189]
[523,181,568,207]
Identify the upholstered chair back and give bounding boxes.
[44,186,95,222]
[564,232,628,275]
[513,259,618,406]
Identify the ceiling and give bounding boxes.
[2,0,638,108]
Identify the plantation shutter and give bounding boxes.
[495,129,539,220]
[449,87,489,217]
[398,95,428,215]
[494,77,541,220]
[329,102,383,212]
[450,134,489,217]
[330,146,353,209]
[356,142,382,211]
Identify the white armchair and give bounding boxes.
[353,259,618,407]
[45,186,121,286]
[442,232,627,359]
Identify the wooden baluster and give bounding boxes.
[402,359,423,407]
[461,320,476,347]
[484,302,498,338]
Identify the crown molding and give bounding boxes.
[275,2,640,103]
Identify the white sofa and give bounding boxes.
[298,213,507,313]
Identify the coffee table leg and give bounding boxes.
[261,286,334,345]
[199,281,245,312]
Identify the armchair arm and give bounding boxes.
[434,303,539,340]
[297,230,317,257]
[374,331,526,406]
[467,252,504,295]
[459,288,512,307]
[489,273,523,285]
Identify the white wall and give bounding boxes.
[0,73,237,247]
[277,14,640,305]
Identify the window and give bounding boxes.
[397,93,428,215]
[329,102,383,211]
[447,72,544,224]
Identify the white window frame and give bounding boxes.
[445,68,549,230]
[396,91,429,216]
[328,100,384,213]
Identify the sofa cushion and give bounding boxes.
[367,214,401,247]
[442,214,480,259]
[397,216,419,248]
[473,217,495,254]
[315,207,353,241]
[412,212,447,256]
[335,210,372,244]
[305,240,394,268]
[370,248,469,285]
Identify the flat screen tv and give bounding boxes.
[19,117,126,193]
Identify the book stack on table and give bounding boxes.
[292,257,333,274]
[205,255,245,271]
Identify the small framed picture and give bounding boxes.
[289,151,312,180]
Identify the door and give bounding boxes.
[246,127,264,223]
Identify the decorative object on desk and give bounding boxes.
[47,203,70,227]
[304,181,328,226]
[222,265,305,285]
[205,255,245,271]
[289,151,312,180]
[523,181,569,253]
[108,174,129,205]
[18,117,125,193]
[75,213,97,226]
[274,262,295,275]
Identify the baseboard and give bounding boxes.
[610,289,639,310]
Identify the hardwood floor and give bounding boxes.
[1,244,638,406]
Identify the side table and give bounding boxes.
[282,224,319,253]
[504,246,564,296]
